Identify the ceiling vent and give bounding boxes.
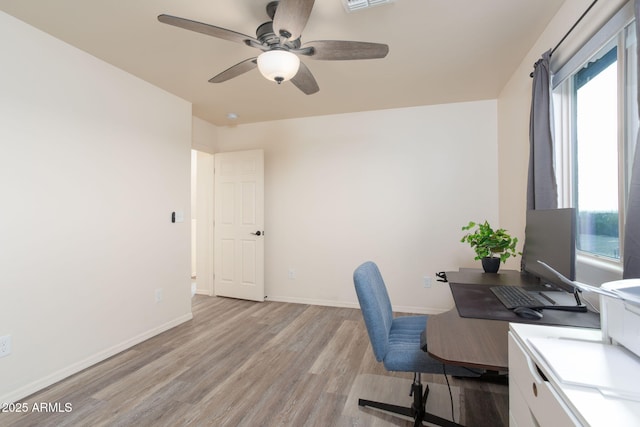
[342,0,394,13]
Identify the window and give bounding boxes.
[552,4,638,264]
[574,43,620,258]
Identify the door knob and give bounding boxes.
[251,231,262,236]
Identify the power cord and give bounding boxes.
[442,364,455,423]
[583,292,600,313]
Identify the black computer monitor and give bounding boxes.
[522,208,577,292]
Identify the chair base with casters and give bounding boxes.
[358,372,462,427]
[353,261,478,427]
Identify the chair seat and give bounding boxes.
[384,315,478,377]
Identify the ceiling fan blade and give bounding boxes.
[290,62,319,95]
[209,58,258,83]
[158,14,259,46]
[301,40,389,60]
[273,0,315,41]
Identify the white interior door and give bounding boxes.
[214,150,265,301]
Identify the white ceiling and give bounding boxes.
[0,0,565,126]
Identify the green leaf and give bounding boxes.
[460,220,520,264]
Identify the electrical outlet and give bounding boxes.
[0,335,12,358]
[288,269,296,280]
[423,276,432,288]
[155,288,163,303]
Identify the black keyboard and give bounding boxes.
[490,286,546,309]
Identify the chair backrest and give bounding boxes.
[353,261,394,362]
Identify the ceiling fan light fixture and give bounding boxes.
[257,50,300,84]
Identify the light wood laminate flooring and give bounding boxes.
[2,296,507,426]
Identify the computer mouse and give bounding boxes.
[513,306,543,320]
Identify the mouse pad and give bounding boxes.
[449,283,601,328]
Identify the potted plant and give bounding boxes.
[460,221,520,273]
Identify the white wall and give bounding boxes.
[0,11,193,403]
[192,116,219,154]
[216,101,499,313]
[497,0,628,283]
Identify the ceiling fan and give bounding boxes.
[158,0,389,95]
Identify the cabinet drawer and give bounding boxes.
[508,332,580,427]
[509,378,534,427]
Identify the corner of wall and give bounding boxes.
[192,116,219,154]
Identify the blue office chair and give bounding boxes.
[353,261,478,427]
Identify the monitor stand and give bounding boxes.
[541,288,588,312]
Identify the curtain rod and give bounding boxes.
[530,0,599,77]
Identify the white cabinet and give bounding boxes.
[508,323,640,427]
[508,329,580,426]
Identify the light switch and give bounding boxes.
[174,211,185,223]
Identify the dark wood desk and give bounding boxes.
[427,309,509,371]
[426,269,600,371]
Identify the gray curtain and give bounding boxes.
[527,49,558,211]
[623,0,640,278]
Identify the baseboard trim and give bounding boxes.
[265,296,446,315]
[1,312,193,404]
[266,295,360,309]
[391,304,449,315]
